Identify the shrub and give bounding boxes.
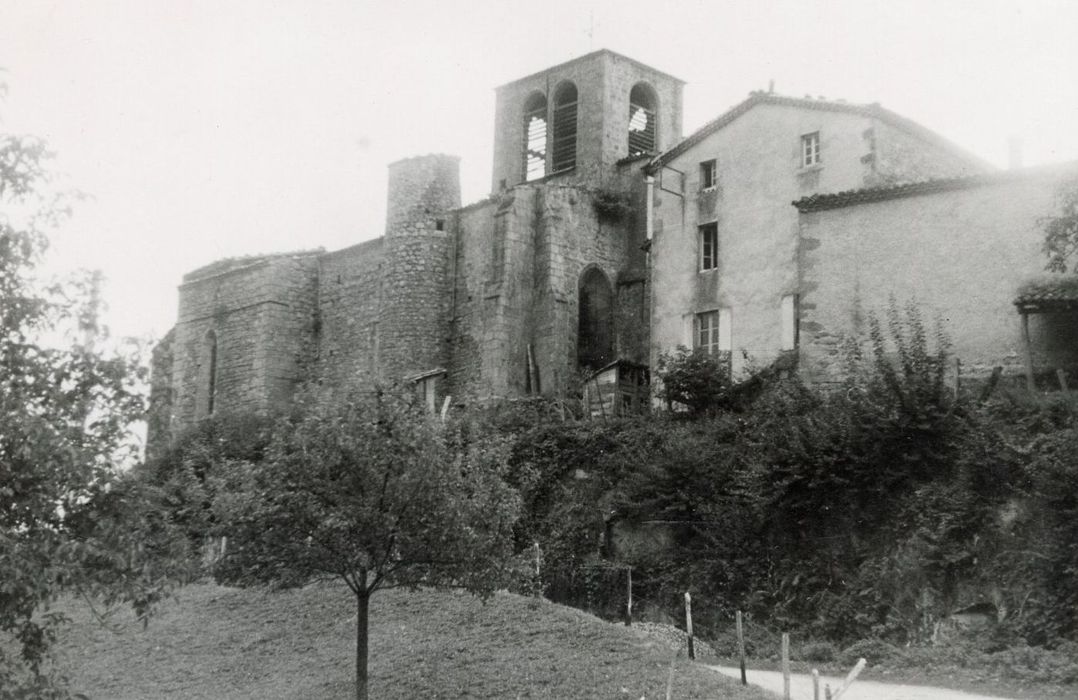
[799,641,838,663]
[655,346,732,415]
[840,638,901,666]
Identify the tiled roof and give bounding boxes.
[793,161,1078,213]
[1015,275,1078,311]
[647,92,992,172]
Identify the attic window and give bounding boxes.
[627,83,657,156]
[523,92,548,181]
[551,82,578,173]
[801,132,821,167]
[700,159,717,190]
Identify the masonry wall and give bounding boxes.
[649,102,988,378]
[170,254,319,431]
[446,181,643,401]
[315,238,385,390]
[870,118,989,187]
[651,103,877,376]
[492,51,683,192]
[798,169,1078,384]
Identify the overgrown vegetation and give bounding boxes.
[492,300,1078,686]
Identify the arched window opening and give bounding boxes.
[522,92,548,181]
[577,267,614,370]
[551,82,578,173]
[628,83,657,156]
[200,330,218,417]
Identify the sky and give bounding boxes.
[2,0,1077,342]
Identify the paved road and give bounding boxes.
[708,666,1019,700]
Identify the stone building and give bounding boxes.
[149,50,683,449]
[149,49,1078,451]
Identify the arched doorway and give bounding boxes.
[577,267,615,370]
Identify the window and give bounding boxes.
[700,159,717,190]
[699,222,718,271]
[695,308,733,375]
[695,311,720,355]
[801,131,821,167]
[781,294,800,350]
[198,330,218,418]
[627,83,657,156]
[551,82,578,173]
[522,92,548,181]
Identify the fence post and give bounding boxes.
[532,541,542,597]
[736,610,746,685]
[781,633,790,700]
[812,669,820,700]
[624,567,633,626]
[684,591,695,660]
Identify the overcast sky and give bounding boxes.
[2,0,1077,341]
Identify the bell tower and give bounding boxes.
[490,49,684,192]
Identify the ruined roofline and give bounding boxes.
[181,249,324,285]
[793,160,1078,213]
[648,91,994,173]
[387,153,460,169]
[494,48,685,90]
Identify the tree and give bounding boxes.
[210,385,520,700]
[1,96,193,696]
[1042,173,1078,273]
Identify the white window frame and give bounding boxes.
[699,222,718,271]
[801,131,821,167]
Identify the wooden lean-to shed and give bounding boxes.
[582,360,650,418]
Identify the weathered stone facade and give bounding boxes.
[149,50,680,450]
[149,48,1078,452]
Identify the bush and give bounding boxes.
[840,638,901,666]
[655,346,732,415]
[799,641,838,663]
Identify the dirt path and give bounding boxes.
[708,665,1019,700]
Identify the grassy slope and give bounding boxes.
[55,582,775,699]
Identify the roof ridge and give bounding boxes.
[649,91,992,172]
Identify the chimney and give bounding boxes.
[1008,136,1024,170]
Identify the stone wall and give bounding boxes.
[798,167,1078,384]
[170,253,320,431]
[491,50,683,192]
[315,238,385,390]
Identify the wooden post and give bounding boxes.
[953,357,961,401]
[781,633,790,700]
[684,592,695,660]
[831,657,867,699]
[1021,311,1036,391]
[812,669,821,700]
[624,567,633,626]
[736,610,747,685]
[439,395,451,422]
[1057,368,1070,394]
[532,541,542,598]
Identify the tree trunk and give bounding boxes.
[356,591,369,700]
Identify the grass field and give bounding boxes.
[54,582,776,699]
